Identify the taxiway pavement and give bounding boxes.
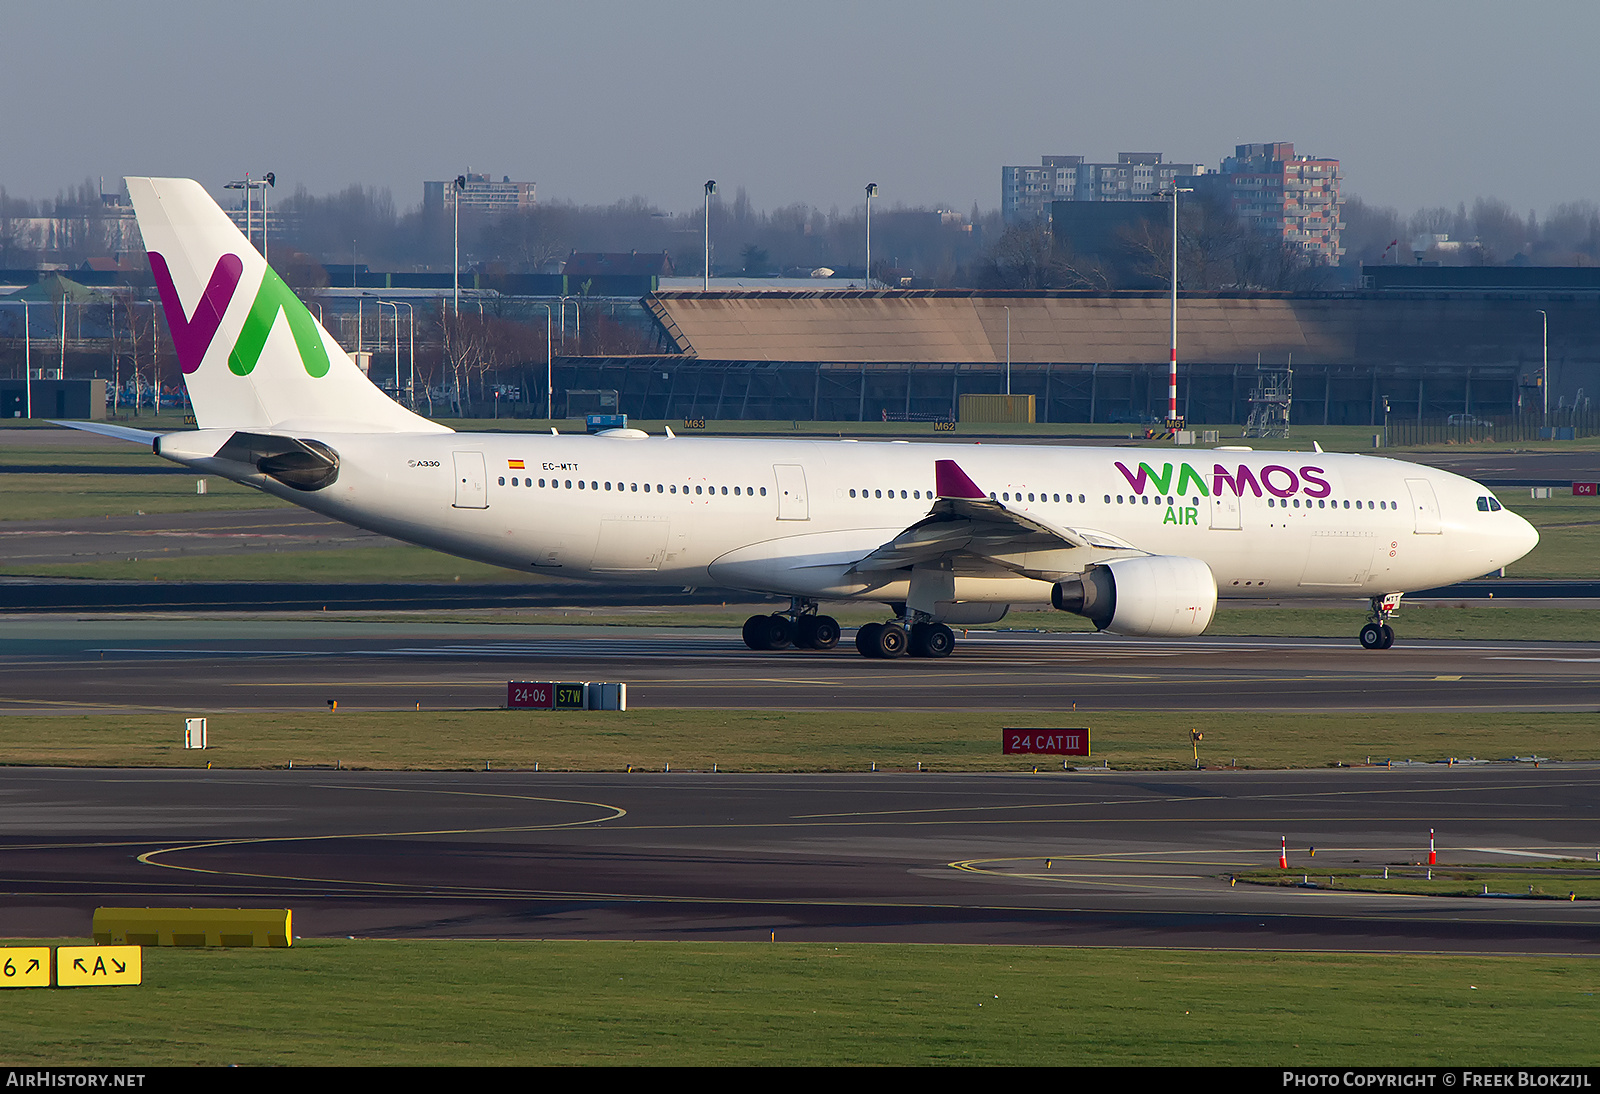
[2,765,1595,951]
[0,620,1595,713]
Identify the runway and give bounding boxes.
[0,620,1596,713]
[3,765,1597,951]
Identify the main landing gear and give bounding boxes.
[1359,593,1402,650]
[742,599,841,652]
[741,601,958,658]
[856,619,955,659]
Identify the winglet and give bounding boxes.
[935,459,986,500]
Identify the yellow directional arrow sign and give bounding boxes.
[0,947,50,988]
[56,946,141,987]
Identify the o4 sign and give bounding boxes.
[1003,729,1090,756]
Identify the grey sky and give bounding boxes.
[4,0,1594,217]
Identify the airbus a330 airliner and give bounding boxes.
[71,177,1539,659]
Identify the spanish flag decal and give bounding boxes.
[508,459,525,470]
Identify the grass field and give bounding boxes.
[4,940,1597,1065]
[0,709,1589,772]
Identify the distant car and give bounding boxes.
[1447,414,1487,426]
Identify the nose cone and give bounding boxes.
[1507,510,1540,566]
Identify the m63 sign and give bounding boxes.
[1003,729,1090,756]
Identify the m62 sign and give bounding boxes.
[1003,729,1090,756]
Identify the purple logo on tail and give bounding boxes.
[148,251,243,374]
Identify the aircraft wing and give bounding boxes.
[849,459,1139,579]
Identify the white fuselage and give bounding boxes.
[161,431,1539,608]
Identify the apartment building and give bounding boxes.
[1001,153,1207,223]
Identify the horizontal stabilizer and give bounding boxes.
[49,420,162,445]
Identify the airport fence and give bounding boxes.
[1387,410,1599,447]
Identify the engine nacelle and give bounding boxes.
[1051,555,1217,637]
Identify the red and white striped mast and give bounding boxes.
[1167,185,1192,429]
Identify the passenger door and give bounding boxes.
[1405,478,1441,534]
[774,464,809,521]
[452,451,488,509]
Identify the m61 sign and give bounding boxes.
[1003,729,1090,756]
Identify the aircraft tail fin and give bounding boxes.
[126,177,447,435]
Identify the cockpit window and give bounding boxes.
[1489,497,1502,511]
[1477,496,1490,511]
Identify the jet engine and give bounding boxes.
[1051,555,1217,637]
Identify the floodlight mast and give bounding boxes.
[704,180,717,291]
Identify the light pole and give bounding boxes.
[376,301,399,398]
[225,173,273,256]
[1536,309,1549,425]
[261,172,274,262]
[865,183,878,289]
[392,301,415,408]
[1004,304,1011,396]
[0,301,29,418]
[703,180,717,291]
[452,175,466,315]
[1163,186,1193,428]
[540,303,554,420]
[557,295,582,355]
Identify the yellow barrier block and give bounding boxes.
[57,946,141,987]
[1,947,51,988]
[92,907,293,948]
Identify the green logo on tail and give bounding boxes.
[227,264,330,378]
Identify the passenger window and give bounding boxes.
[850,489,856,498]
[695,486,703,495]
[539,478,546,487]
[760,487,767,496]
[721,486,728,495]
[1028,493,1035,502]
[498,476,505,486]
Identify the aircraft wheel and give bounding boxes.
[1359,623,1384,650]
[743,615,772,651]
[856,622,884,657]
[762,613,793,650]
[1380,624,1395,649]
[800,615,840,651]
[874,623,908,658]
[919,622,955,658]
